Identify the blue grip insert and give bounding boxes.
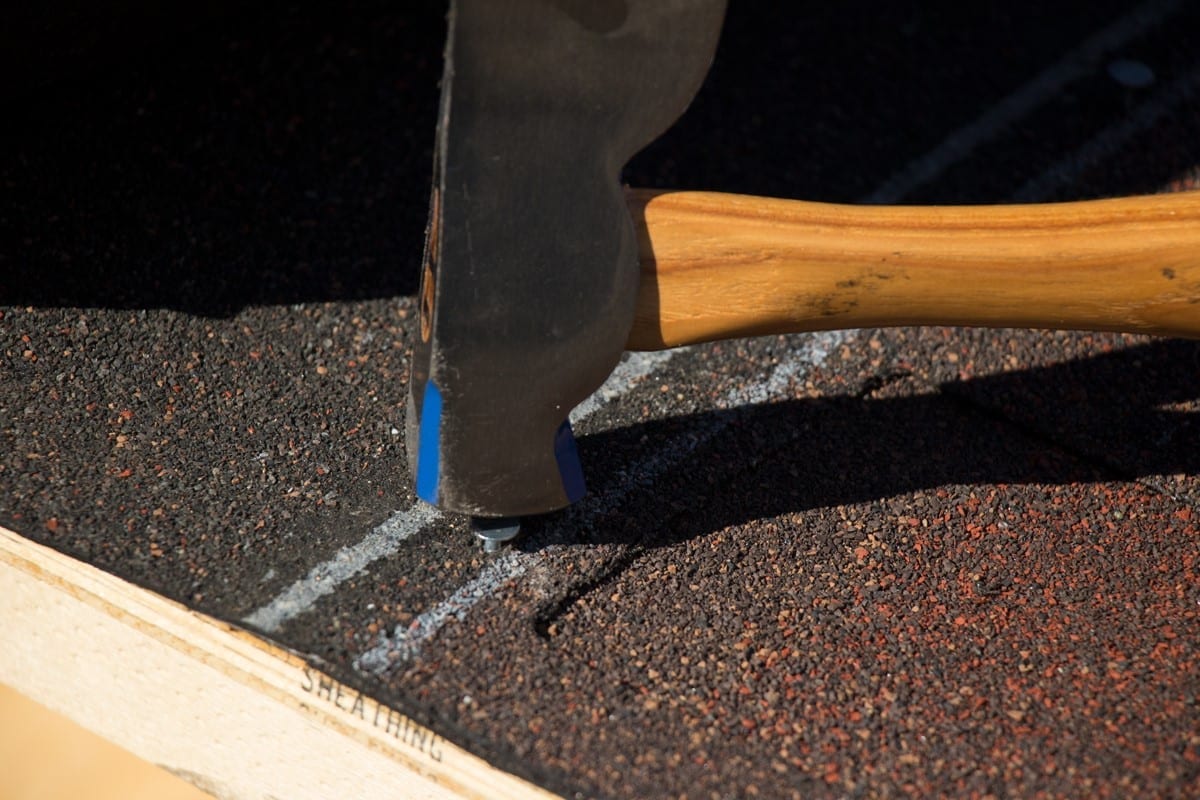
[417,383,586,509]
[554,419,586,504]
[414,381,443,505]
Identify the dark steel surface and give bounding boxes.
[407,0,726,517]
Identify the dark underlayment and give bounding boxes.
[3,2,1199,797]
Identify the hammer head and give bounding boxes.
[408,0,725,517]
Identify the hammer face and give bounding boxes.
[408,0,725,518]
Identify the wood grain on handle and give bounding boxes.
[625,189,1200,350]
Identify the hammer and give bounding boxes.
[409,0,1200,546]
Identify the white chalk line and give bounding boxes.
[864,0,1183,204]
[243,350,678,633]
[1014,67,1200,202]
[354,330,853,674]
[571,350,677,424]
[242,503,441,632]
[354,549,527,673]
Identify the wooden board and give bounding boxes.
[0,682,213,800]
[0,525,559,800]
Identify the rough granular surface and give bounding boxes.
[395,340,1200,798]
[534,483,1197,796]
[2,3,1199,798]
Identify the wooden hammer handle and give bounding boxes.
[626,189,1200,350]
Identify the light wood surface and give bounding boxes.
[0,526,560,800]
[627,189,1200,350]
[0,682,214,800]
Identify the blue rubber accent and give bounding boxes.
[554,419,586,503]
[415,382,443,505]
